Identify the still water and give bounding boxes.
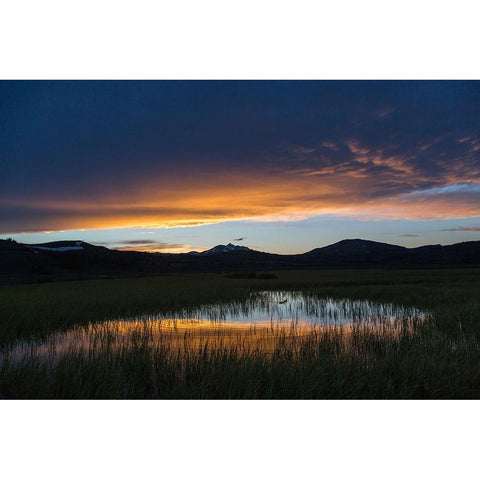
[174,290,425,325]
[2,291,427,362]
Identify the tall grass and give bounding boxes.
[1,269,480,399]
[1,320,478,399]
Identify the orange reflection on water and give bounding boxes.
[2,292,427,364]
[4,317,422,364]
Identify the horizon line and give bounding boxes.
[4,236,479,256]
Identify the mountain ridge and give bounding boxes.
[1,238,479,284]
[194,243,253,255]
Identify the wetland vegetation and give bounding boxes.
[1,269,480,399]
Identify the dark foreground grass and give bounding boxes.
[1,269,480,399]
[2,325,480,399]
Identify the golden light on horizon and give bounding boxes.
[3,177,480,234]
[2,150,480,234]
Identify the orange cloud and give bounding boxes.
[347,140,370,155]
[2,164,480,233]
[115,243,193,253]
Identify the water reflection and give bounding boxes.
[2,291,427,363]
[174,290,426,325]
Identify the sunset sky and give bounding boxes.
[1,80,480,253]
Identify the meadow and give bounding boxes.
[1,268,480,399]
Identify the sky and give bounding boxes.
[1,80,480,254]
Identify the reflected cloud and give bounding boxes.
[3,291,427,363]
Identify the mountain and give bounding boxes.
[303,239,408,265]
[407,241,480,266]
[25,240,108,253]
[1,238,479,284]
[199,243,253,255]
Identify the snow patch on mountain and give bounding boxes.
[27,241,86,252]
[33,245,84,252]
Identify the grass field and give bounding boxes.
[1,269,480,399]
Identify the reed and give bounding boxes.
[1,268,479,399]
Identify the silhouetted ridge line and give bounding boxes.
[0,238,479,284]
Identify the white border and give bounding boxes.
[1,401,478,479]
[1,1,479,478]
[1,1,479,79]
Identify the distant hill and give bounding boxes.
[303,239,408,265]
[197,243,253,255]
[1,238,479,284]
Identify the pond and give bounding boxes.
[2,291,427,363]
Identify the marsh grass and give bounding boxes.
[2,319,478,399]
[1,269,480,399]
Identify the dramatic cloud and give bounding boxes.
[1,81,480,234]
[100,240,191,253]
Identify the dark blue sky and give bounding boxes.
[1,81,480,253]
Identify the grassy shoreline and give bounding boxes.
[1,269,480,399]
